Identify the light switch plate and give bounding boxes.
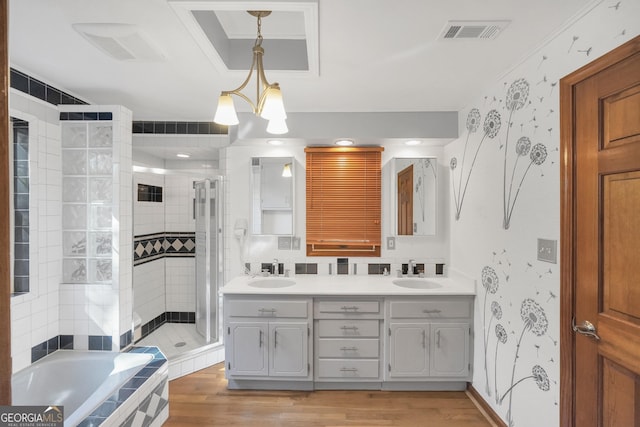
[292,237,301,250]
[537,238,557,263]
[387,237,396,250]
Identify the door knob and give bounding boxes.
[572,317,600,341]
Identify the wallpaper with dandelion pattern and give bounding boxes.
[445,2,638,426]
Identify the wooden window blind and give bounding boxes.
[305,146,383,257]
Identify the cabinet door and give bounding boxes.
[269,322,309,377]
[430,323,470,377]
[227,322,268,376]
[388,322,429,378]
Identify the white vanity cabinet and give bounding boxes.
[224,297,313,387]
[313,299,383,386]
[385,296,473,388]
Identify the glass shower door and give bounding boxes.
[194,179,220,343]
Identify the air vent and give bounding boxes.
[73,23,166,61]
[439,20,510,40]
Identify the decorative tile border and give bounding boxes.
[139,311,196,342]
[132,120,226,135]
[10,68,87,106]
[78,346,168,427]
[31,335,74,363]
[134,232,195,265]
[59,111,113,121]
[295,263,318,274]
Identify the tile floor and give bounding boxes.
[137,323,208,359]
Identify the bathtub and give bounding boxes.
[12,349,164,427]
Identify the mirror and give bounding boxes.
[251,157,294,235]
[394,157,437,236]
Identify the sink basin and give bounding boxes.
[248,278,296,288]
[392,278,442,289]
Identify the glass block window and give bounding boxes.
[61,121,114,284]
[12,118,29,293]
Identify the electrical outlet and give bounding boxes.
[537,238,557,263]
[278,236,292,250]
[292,237,301,250]
[387,237,396,250]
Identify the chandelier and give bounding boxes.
[213,10,288,134]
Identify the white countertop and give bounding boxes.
[220,271,476,296]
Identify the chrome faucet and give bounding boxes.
[408,259,415,276]
[272,259,280,276]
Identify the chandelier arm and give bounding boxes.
[222,48,262,114]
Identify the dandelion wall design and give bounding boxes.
[450,108,501,220]
[501,78,548,230]
[480,252,558,426]
[501,299,550,427]
[451,3,634,426]
[481,266,500,396]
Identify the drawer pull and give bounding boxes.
[339,367,358,372]
[258,308,277,314]
[259,330,264,348]
[422,309,442,314]
[340,346,358,352]
[340,326,359,331]
[341,306,360,311]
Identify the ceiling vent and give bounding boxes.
[73,23,166,61]
[439,20,510,40]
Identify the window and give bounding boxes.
[305,147,383,257]
[11,118,30,293]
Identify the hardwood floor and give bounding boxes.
[165,363,494,427]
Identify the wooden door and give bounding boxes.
[561,36,640,427]
[397,165,413,235]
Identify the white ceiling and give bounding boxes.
[9,0,592,160]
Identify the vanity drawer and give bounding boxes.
[317,338,379,358]
[317,319,380,337]
[388,298,472,319]
[316,300,380,316]
[226,299,309,318]
[317,359,380,379]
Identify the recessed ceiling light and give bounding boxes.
[176,153,190,158]
[267,140,283,146]
[405,140,421,146]
[335,139,354,146]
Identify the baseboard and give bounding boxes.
[466,384,508,427]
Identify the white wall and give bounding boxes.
[224,143,449,280]
[9,90,62,372]
[445,3,639,426]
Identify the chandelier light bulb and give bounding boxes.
[260,86,287,121]
[213,93,239,125]
[267,118,288,135]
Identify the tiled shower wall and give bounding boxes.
[9,90,63,372]
[133,173,197,329]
